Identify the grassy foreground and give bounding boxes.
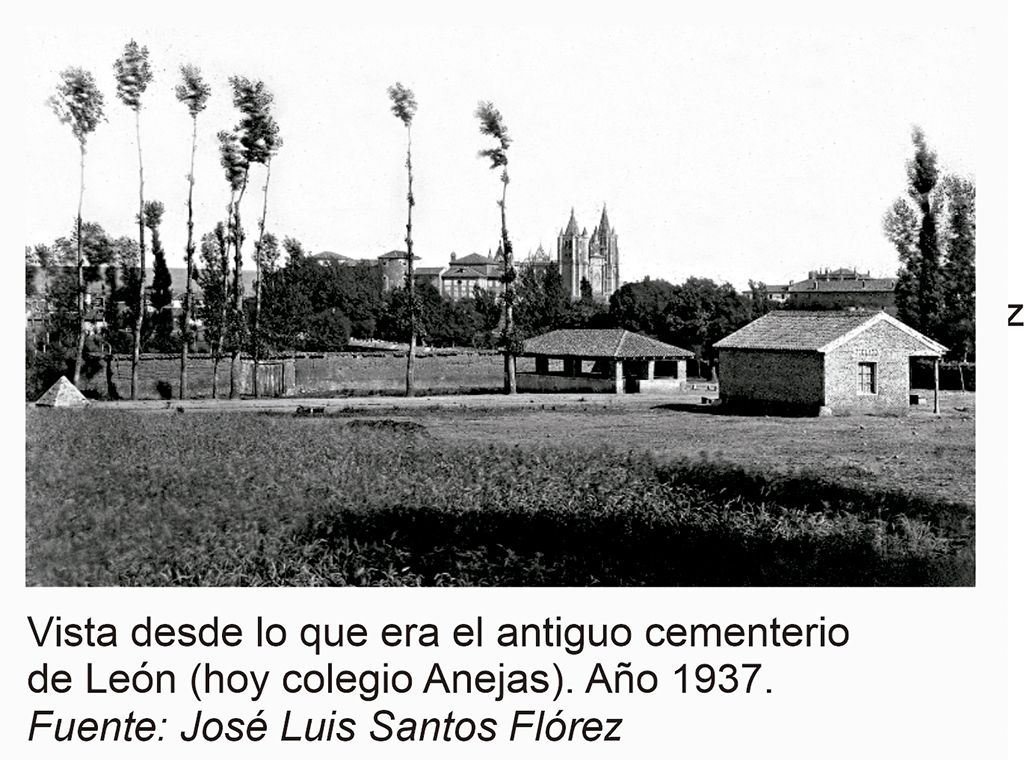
[26,409,974,586]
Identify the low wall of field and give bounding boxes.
[293,351,504,394]
[636,378,689,394]
[78,354,295,400]
[79,351,505,400]
[516,372,616,394]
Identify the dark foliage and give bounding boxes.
[884,127,975,359]
[611,276,751,357]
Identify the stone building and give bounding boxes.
[439,252,503,299]
[377,250,418,292]
[744,268,896,313]
[520,328,693,394]
[713,310,946,416]
[556,205,620,302]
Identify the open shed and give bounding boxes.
[520,328,694,394]
[713,311,947,415]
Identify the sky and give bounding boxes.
[20,5,979,291]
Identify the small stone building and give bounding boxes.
[520,328,693,394]
[713,311,946,415]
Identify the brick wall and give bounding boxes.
[823,320,926,415]
[718,349,824,411]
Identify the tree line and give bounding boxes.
[30,38,975,399]
[32,38,533,398]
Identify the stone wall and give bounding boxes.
[635,378,688,394]
[292,351,503,394]
[823,320,927,415]
[718,349,825,411]
[516,373,616,394]
[79,351,504,399]
[79,354,295,400]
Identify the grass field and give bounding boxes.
[25,394,974,587]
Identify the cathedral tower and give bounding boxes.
[556,205,620,302]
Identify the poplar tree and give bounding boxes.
[197,223,231,397]
[47,67,105,388]
[217,128,249,399]
[174,63,211,399]
[144,201,172,350]
[475,101,517,393]
[937,175,976,361]
[224,76,278,398]
[249,113,281,398]
[884,127,975,359]
[114,39,154,399]
[388,82,418,397]
[907,126,942,337]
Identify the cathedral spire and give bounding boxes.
[598,203,610,235]
[564,207,579,236]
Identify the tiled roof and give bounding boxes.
[441,265,498,279]
[310,251,350,261]
[713,310,945,354]
[379,249,413,261]
[523,329,693,359]
[454,253,496,266]
[413,267,444,276]
[788,277,896,293]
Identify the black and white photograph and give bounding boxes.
[23,15,978,588]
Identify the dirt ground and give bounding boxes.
[426,395,975,506]
[74,389,975,506]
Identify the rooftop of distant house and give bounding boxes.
[745,267,897,296]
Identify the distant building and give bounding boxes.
[745,268,897,313]
[440,252,503,299]
[310,251,358,267]
[556,205,620,302]
[518,243,552,275]
[413,267,444,291]
[713,310,946,416]
[377,250,418,292]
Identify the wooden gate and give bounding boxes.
[241,359,296,397]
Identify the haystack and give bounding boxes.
[35,376,89,408]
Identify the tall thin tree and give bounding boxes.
[250,114,281,398]
[47,67,105,388]
[217,128,249,399]
[388,82,418,397]
[143,201,171,350]
[475,101,517,393]
[197,223,230,397]
[114,40,154,400]
[174,64,211,399]
[224,76,276,398]
[906,126,942,338]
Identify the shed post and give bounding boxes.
[647,359,656,380]
[614,359,624,394]
[933,357,940,414]
[676,359,685,379]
